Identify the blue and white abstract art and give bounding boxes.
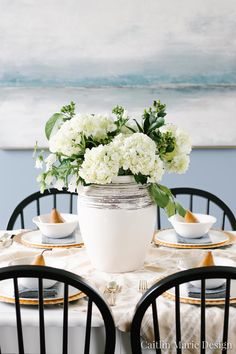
[0,0,235,148]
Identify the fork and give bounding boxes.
[139,280,148,294]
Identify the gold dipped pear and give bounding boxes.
[50,208,64,223]
[185,210,199,223]
[31,252,45,266]
[198,251,215,267]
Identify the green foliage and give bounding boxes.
[60,101,76,118]
[134,173,147,184]
[142,100,166,134]
[45,101,76,140]
[149,184,170,208]
[45,113,64,140]
[149,183,186,217]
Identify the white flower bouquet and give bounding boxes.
[35,100,191,216]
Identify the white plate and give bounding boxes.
[20,229,83,249]
[155,229,229,248]
[0,278,84,305]
[165,257,236,304]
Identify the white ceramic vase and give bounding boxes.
[77,176,156,273]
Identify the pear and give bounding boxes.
[185,210,199,223]
[49,208,64,223]
[31,252,45,266]
[198,251,215,267]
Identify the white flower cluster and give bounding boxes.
[49,114,116,157]
[72,114,117,141]
[159,124,191,174]
[79,133,165,184]
[79,145,120,184]
[113,133,164,183]
[49,120,82,156]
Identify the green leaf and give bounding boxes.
[125,125,137,133]
[134,173,147,184]
[149,184,170,208]
[143,115,150,133]
[158,184,173,197]
[147,118,165,134]
[45,113,64,140]
[166,199,176,217]
[133,119,143,133]
[175,202,186,217]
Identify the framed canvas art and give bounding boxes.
[0,0,235,149]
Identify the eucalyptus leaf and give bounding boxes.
[45,113,64,140]
[149,184,170,208]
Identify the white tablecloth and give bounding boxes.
[0,230,236,354]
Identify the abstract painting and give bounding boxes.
[0,0,235,148]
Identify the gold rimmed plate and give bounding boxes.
[154,229,230,249]
[0,279,85,305]
[159,257,236,305]
[16,230,84,249]
[164,278,236,306]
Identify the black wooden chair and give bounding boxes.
[156,187,236,230]
[7,189,76,230]
[0,265,116,354]
[130,266,236,354]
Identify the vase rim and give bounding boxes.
[111,175,135,184]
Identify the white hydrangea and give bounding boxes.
[160,124,192,155]
[147,156,165,183]
[159,124,191,174]
[164,154,190,174]
[112,133,164,183]
[79,145,120,184]
[70,113,116,141]
[49,120,82,156]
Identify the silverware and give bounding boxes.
[104,281,121,306]
[139,279,148,294]
[0,233,15,249]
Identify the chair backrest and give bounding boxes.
[7,189,76,230]
[130,266,236,354]
[156,187,236,230]
[131,266,236,354]
[0,265,115,354]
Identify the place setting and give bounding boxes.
[0,249,85,306]
[154,210,234,249]
[17,208,84,249]
[163,251,236,305]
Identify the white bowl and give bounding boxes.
[33,213,78,238]
[168,213,216,238]
[178,256,232,289]
[9,256,62,289]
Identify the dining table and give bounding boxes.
[1,229,236,354]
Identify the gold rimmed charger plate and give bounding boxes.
[154,229,232,249]
[14,230,84,249]
[0,279,85,305]
[163,280,236,306]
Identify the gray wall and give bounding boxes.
[0,149,235,230]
